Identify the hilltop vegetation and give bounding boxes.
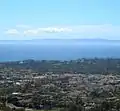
[1,58,120,74]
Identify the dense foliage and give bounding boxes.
[1,58,120,74]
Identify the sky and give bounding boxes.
[1,0,120,40]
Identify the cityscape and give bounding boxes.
[0,59,120,111]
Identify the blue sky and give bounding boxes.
[1,0,120,40]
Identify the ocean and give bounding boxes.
[0,43,120,62]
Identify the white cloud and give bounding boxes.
[38,27,72,33]
[24,29,40,36]
[4,24,120,40]
[5,29,19,35]
[23,27,72,36]
[16,24,31,28]
[5,27,72,36]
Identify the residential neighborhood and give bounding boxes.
[1,59,120,111]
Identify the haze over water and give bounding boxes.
[0,40,120,62]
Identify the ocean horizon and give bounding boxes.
[0,43,120,62]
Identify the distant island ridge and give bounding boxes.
[0,38,120,45]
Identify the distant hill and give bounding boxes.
[0,39,120,44]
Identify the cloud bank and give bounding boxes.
[5,29,20,35]
[4,24,120,39]
[23,27,72,36]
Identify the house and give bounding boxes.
[6,103,24,111]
